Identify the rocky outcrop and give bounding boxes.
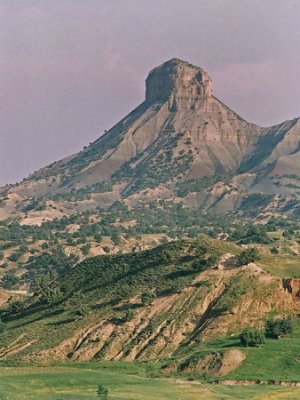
[283,278,300,298]
[145,58,212,109]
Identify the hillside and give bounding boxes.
[1,58,300,225]
[1,238,300,381]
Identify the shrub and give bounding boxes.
[265,318,293,339]
[31,272,63,305]
[123,309,135,322]
[5,300,24,315]
[0,318,6,334]
[240,327,266,347]
[81,243,91,256]
[238,247,260,266]
[111,232,121,246]
[2,271,18,289]
[94,234,102,243]
[97,384,108,399]
[66,292,89,317]
[270,247,279,254]
[141,291,156,305]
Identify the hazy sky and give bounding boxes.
[1,0,300,185]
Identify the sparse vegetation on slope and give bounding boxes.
[1,237,299,372]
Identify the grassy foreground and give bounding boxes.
[1,363,300,400]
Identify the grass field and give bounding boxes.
[170,320,300,383]
[1,363,300,400]
[225,332,300,382]
[258,254,300,278]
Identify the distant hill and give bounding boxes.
[1,58,300,224]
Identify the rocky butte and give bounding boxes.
[0,58,300,223]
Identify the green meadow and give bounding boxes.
[1,363,300,400]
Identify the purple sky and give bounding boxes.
[1,0,300,185]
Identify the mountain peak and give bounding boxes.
[145,58,212,110]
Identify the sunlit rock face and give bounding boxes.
[145,58,212,110]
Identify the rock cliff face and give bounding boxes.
[1,58,300,222]
[145,58,212,109]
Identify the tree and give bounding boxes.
[81,243,91,256]
[66,292,89,317]
[5,299,24,315]
[0,318,6,334]
[270,247,278,254]
[94,234,102,243]
[237,247,260,266]
[111,232,121,246]
[103,246,110,254]
[2,271,18,289]
[265,318,293,339]
[141,291,156,305]
[123,309,135,322]
[97,384,108,399]
[31,272,63,305]
[239,328,265,347]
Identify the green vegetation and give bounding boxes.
[239,318,293,348]
[1,198,300,285]
[112,124,193,193]
[265,318,293,339]
[257,249,300,278]
[176,174,233,197]
[229,224,271,244]
[2,271,18,289]
[0,318,5,334]
[141,291,156,305]
[55,240,219,300]
[224,321,300,382]
[239,328,266,347]
[161,319,300,383]
[97,384,108,399]
[0,239,222,357]
[31,272,63,305]
[240,193,274,214]
[1,229,300,390]
[237,247,260,266]
[0,363,300,400]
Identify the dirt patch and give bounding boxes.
[283,278,300,298]
[219,349,246,375]
[0,290,10,307]
[180,349,246,376]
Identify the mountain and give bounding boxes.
[1,58,300,224]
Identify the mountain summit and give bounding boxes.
[1,59,300,223]
[145,58,212,108]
